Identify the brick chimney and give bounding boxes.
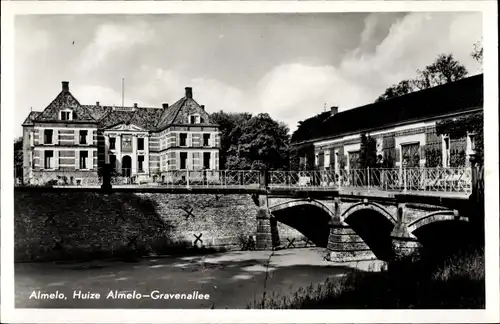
[162,103,169,109]
[62,81,69,92]
[134,103,138,108]
[185,87,193,99]
[330,106,339,116]
[201,105,205,110]
[96,101,100,107]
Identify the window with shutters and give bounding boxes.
[180,133,187,147]
[44,150,53,169]
[80,130,88,145]
[44,130,53,144]
[80,151,88,169]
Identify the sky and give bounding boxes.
[14,12,482,136]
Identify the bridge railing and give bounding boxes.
[268,167,472,194]
[15,166,473,194]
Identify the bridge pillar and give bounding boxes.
[390,203,421,260]
[325,198,376,262]
[256,194,273,250]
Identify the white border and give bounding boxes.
[1,1,498,323]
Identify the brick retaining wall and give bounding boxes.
[14,190,305,262]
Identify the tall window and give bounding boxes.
[180,152,188,169]
[348,151,360,169]
[109,137,116,150]
[203,134,210,147]
[122,135,132,152]
[138,138,145,150]
[80,151,88,169]
[401,143,420,167]
[44,129,53,144]
[180,133,187,147]
[138,155,144,172]
[203,152,211,169]
[61,111,71,121]
[44,150,53,169]
[80,130,88,145]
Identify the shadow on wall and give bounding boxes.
[272,204,332,248]
[14,191,259,262]
[343,209,395,262]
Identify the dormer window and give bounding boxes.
[60,109,73,121]
[189,114,201,124]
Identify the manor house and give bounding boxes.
[22,81,220,185]
[291,74,483,172]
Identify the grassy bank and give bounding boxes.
[250,247,485,309]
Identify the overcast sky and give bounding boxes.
[14,12,482,136]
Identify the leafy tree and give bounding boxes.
[226,113,290,170]
[210,111,252,169]
[376,53,468,101]
[413,54,468,90]
[359,133,377,168]
[471,39,483,66]
[211,111,290,170]
[376,80,417,102]
[14,136,23,179]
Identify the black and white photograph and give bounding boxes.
[1,1,498,323]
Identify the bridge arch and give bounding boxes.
[269,199,333,247]
[409,210,472,259]
[407,210,468,234]
[340,202,397,261]
[269,199,335,219]
[341,202,397,225]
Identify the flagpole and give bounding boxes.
[121,78,124,108]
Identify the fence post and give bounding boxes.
[259,170,268,190]
[186,167,190,188]
[367,167,370,191]
[403,167,407,193]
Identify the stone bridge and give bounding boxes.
[255,191,479,262]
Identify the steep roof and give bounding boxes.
[34,88,96,123]
[22,111,41,126]
[24,83,219,132]
[292,74,484,144]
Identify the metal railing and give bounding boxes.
[268,167,473,194]
[15,166,475,194]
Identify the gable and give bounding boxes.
[171,98,212,125]
[35,91,96,123]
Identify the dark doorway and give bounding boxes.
[180,152,188,169]
[203,152,211,169]
[122,155,132,177]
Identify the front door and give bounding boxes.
[122,155,132,177]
